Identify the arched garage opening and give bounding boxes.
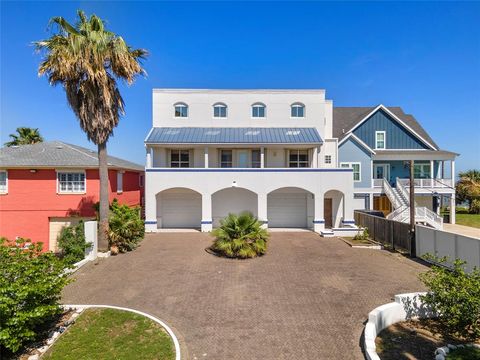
[267,187,314,228]
[212,187,258,227]
[156,188,202,229]
[324,190,345,228]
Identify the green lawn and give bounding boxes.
[447,346,480,360]
[43,308,175,360]
[455,209,480,229]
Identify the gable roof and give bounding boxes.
[0,141,144,171]
[333,106,438,150]
[145,127,323,144]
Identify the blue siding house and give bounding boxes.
[335,105,458,224]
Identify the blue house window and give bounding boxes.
[375,131,386,149]
[252,103,266,118]
[291,103,305,118]
[174,103,188,118]
[213,103,227,118]
[340,162,361,182]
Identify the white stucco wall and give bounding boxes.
[212,188,258,226]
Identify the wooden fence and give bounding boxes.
[354,211,415,256]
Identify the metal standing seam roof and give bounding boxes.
[145,127,323,144]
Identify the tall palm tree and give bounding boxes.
[35,10,147,250]
[456,170,480,213]
[5,127,44,146]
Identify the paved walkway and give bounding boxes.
[443,223,480,239]
[62,232,427,360]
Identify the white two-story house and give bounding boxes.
[144,89,357,235]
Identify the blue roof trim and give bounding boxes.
[145,127,323,144]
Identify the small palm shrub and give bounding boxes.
[0,238,71,354]
[108,199,144,253]
[353,227,369,241]
[211,212,269,259]
[57,221,91,265]
[419,256,480,341]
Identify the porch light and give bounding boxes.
[232,181,237,188]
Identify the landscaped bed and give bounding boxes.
[376,318,480,360]
[43,308,175,360]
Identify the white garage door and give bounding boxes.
[268,192,308,228]
[161,192,201,228]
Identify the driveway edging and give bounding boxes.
[64,304,181,360]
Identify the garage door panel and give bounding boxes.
[161,192,201,228]
[268,193,307,228]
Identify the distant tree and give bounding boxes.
[35,10,147,250]
[456,170,480,214]
[4,127,44,146]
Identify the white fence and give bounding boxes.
[415,224,480,273]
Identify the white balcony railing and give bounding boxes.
[396,178,453,189]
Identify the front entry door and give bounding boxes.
[324,198,333,228]
[237,150,249,168]
[373,164,390,182]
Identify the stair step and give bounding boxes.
[320,230,335,237]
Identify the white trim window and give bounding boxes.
[213,103,227,118]
[291,103,305,118]
[220,149,233,168]
[289,150,309,168]
[117,171,124,193]
[170,149,190,168]
[174,103,188,118]
[252,103,266,118]
[340,162,361,182]
[324,155,332,164]
[375,131,386,149]
[0,170,7,193]
[413,163,431,179]
[57,171,86,193]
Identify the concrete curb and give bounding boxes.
[64,304,181,360]
[364,292,431,360]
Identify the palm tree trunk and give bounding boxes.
[98,142,109,251]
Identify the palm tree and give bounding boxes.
[5,127,44,146]
[456,170,480,213]
[35,10,147,250]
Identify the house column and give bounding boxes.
[369,193,374,210]
[145,183,157,232]
[450,195,456,224]
[201,193,212,231]
[260,147,265,168]
[341,193,355,227]
[313,192,325,233]
[204,147,209,168]
[257,192,268,229]
[451,159,455,187]
[146,147,152,168]
[312,147,318,168]
[430,160,434,185]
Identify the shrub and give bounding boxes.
[57,221,91,265]
[419,256,480,341]
[108,199,144,253]
[353,227,369,241]
[471,199,480,214]
[0,238,71,353]
[211,212,269,259]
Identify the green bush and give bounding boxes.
[57,221,91,265]
[471,199,480,214]
[0,238,71,353]
[211,212,269,259]
[108,199,144,253]
[353,227,369,241]
[419,256,480,341]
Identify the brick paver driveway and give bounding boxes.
[63,232,427,360]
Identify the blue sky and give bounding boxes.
[1,1,479,173]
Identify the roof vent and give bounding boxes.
[342,129,345,134]
[56,145,63,149]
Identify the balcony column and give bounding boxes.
[201,193,212,231]
[204,147,209,168]
[430,160,434,185]
[146,148,152,168]
[312,147,318,168]
[257,192,268,229]
[313,192,325,233]
[260,147,265,168]
[451,159,455,184]
[450,195,456,224]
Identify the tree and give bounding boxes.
[4,127,44,146]
[456,170,480,214]
[35,10,147,250]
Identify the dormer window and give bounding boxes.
[174,103,188,118]
[375,131,386,149]
[213,103,227,118]
[291,103,305,118]
[252,103,266,118]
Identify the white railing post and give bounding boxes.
[84,221,98,261]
